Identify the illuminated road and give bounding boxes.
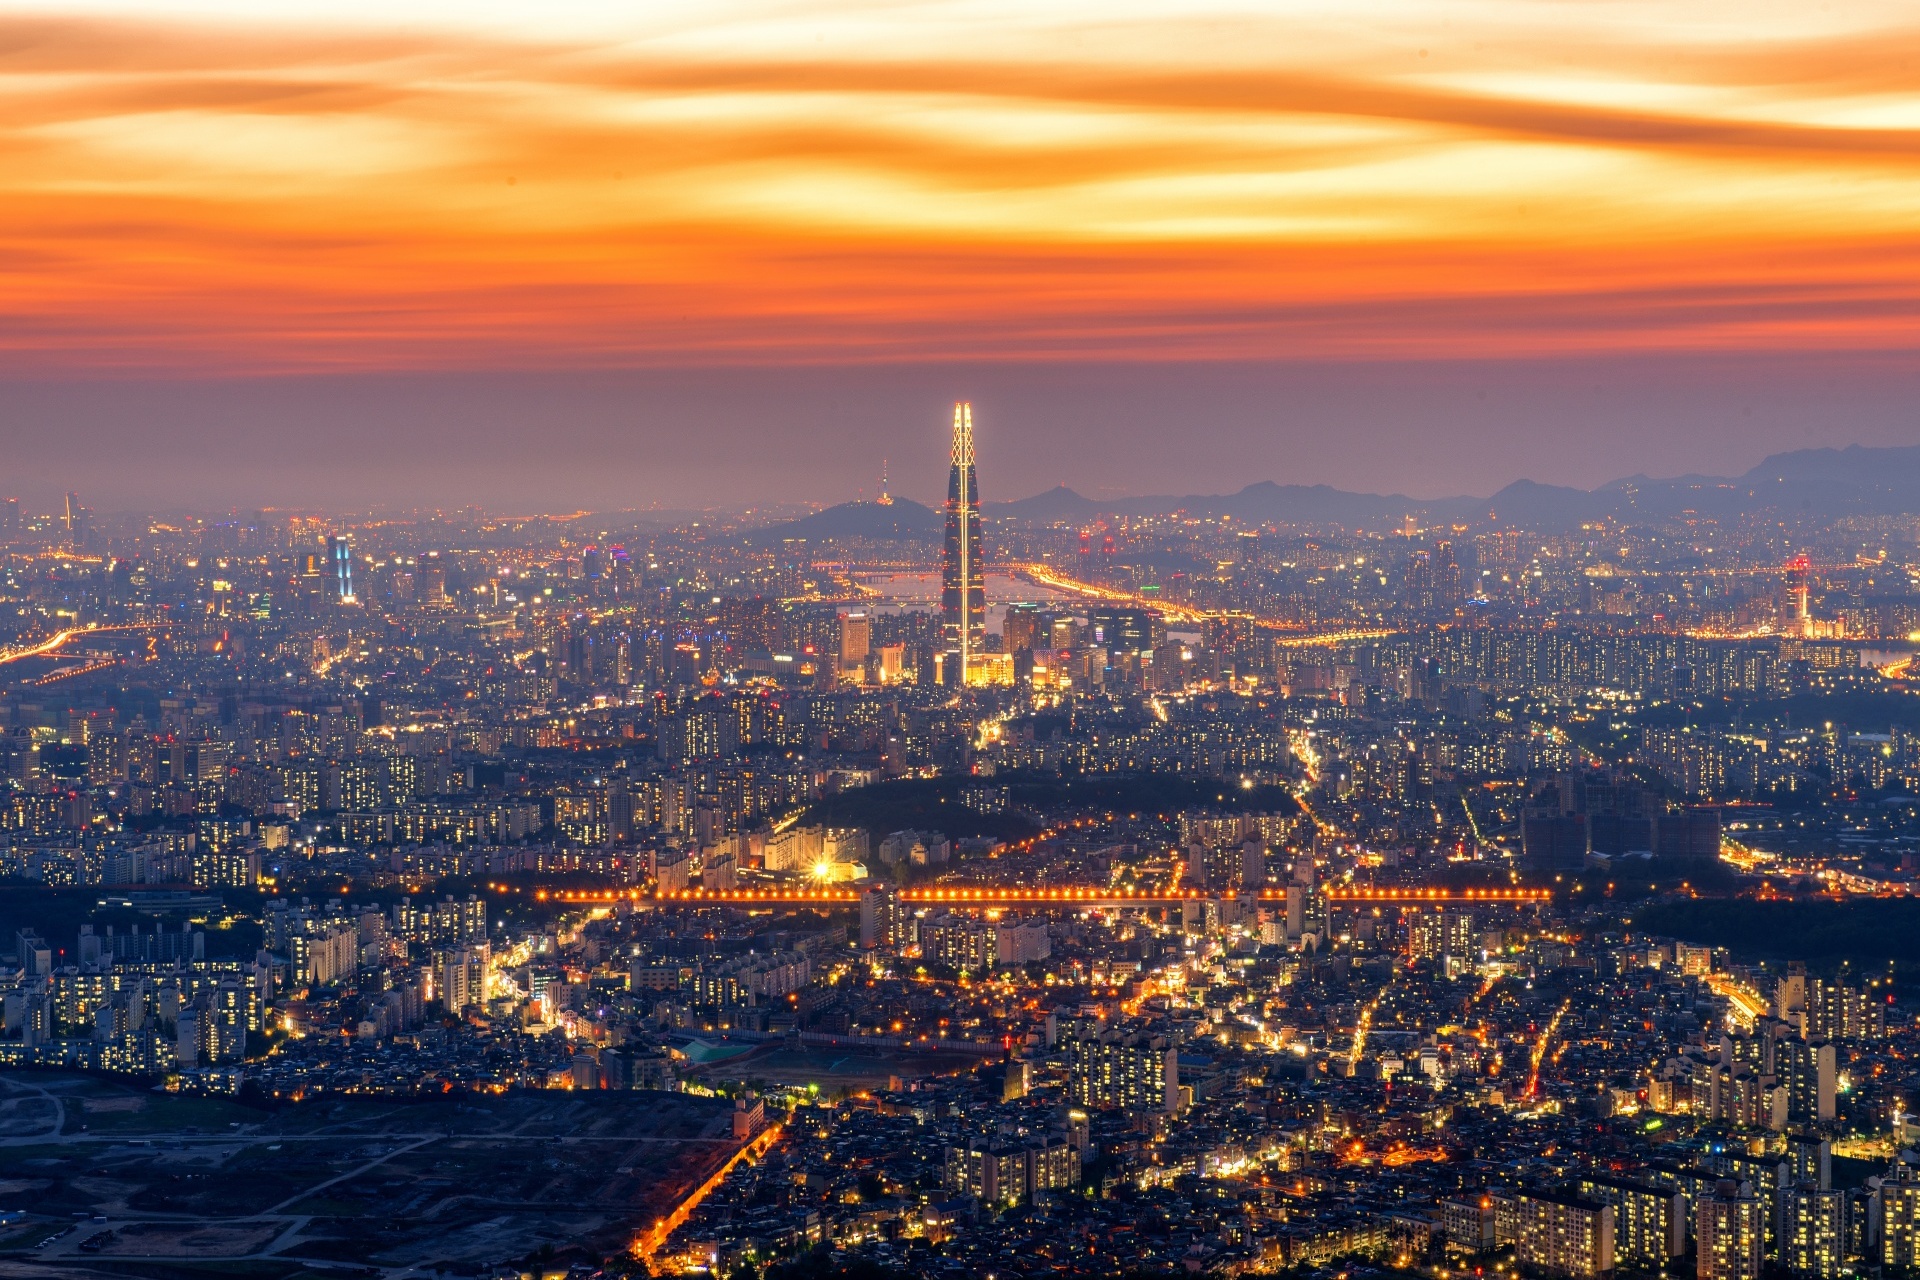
[0,627,81,666]
[0,622,170,669]
[1010,561,1397,647]
[1270,627,1397,648]
[1012,562,1211,622]
[1350,985,1389,1071]
[1523,999,1571,1101]
[635,1122,783,1263]
[1708,973,1771,1030]
[541,885,1551,907]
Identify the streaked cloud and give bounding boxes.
[3,1,1920,370]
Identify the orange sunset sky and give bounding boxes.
[4,0,1920,511]
[6,0,1920,373]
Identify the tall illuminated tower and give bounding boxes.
[941,401,984,675]
[328,534,355,603]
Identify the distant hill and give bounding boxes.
[993,481,1461,527]
[747,498,941,545]
[992,486,1106,522]
[984,443,1920,533]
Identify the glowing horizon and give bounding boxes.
[6,0,1920,373]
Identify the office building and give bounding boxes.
[1086,607,1158,655]
[1004,604,1046,655]
[63,491,88,546]
[1784,556,1811,631]
[838,611,870,674]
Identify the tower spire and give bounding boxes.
[951,402,974,468]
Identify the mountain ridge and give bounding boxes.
[747,443,1920,541]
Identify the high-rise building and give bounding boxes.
[1697,1180,1766,1280]
[1783,556,1811,631]
[1504,1191,1615,1279]
[943,1137,1078,1209]
[1787,1136,1831,1191]
[838,610,871,674]
[1003,603,1045,655]
[420,552,447,602]
[63,491,88,547]
[328,534,355,603]
[1411,909,1477,964]
[1576,1175,1684,1266]
[1782,1185,1845,1278]
[1778,1036,1837,1125]
[1067,1028,1178,1113]
[1087,607,1158,654]
[1803,978,1886,1042]
[859,883,901,951]
[941,401,984,674]
[1883,1159,1920,1269]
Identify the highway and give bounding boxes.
[0,628,81,667]
[0,623,171,670]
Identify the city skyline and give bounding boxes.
[3,416,1918,1279]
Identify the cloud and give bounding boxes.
[3,4,1920,371]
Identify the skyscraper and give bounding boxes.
[942,401,983,674]
[1784,555,1811,632]
[328,534,355,603]
[63,491,88,548]
[838,610,871,679]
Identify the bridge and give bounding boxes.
[541,885,1550,907]
[0,622,174,668]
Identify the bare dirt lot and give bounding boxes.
[0,1070,739,1278]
